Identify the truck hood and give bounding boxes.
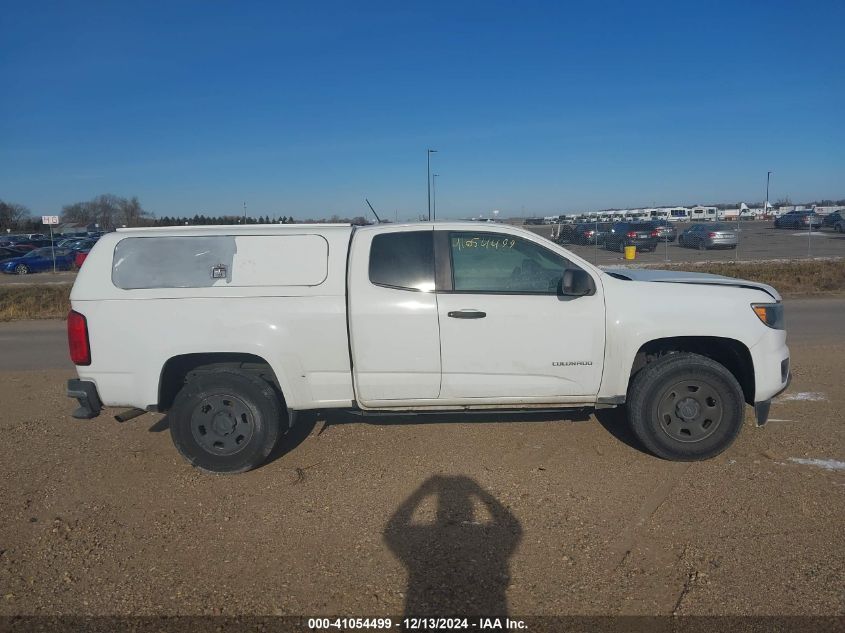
[603,268,781,301]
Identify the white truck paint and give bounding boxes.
[67,222,790,472]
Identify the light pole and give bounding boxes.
[432,174,439,221]
[765,171,772,217]
[427,149,437,221]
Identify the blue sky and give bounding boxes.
[1,1,843,220]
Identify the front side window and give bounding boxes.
[449,232,575,294]
[369,231,434,292]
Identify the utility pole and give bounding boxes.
[765,171,772,217]
[432,174,439,221]
[243,201,247,223]
[427,149,437,221]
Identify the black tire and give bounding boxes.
[698,239,707,251]
[15,264,28,275]
[626,353,745,461]
[169,369,284,473]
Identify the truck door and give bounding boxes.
[434,230,605,402]
[348,227,442,405]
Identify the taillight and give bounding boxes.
[650,230,659,237]
[67,310,91,366]
[586,230,595,236]
[708,232,717,238]
[626,231,637,238]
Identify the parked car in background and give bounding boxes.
[678,223,738,250]
[604,222,659,252]
[650,220,677,242]
[821,212,843,229]
[0,246,28,263]
[774,211,822,229]
[0,235,29,246]
[19,239,56,249]
[0,247,75,274]
[65,239,97,252]
[572,222,612,245]
[5,243,37,252]
[74,249,91,269]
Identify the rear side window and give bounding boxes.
[369,231,434,292]
[112,235,328,289]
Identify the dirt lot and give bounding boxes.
[0,340,843,619]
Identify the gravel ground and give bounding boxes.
[0,343,843,618]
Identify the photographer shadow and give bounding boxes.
[384,475,522,617]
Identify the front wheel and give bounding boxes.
[14,264,28,275]
[169,369,284,473]
[626,353,745,461]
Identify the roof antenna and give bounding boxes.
[365,198,382,223]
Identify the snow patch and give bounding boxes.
[778,392,827,402]
[787,458,845,471]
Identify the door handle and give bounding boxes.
[448,309,486,319]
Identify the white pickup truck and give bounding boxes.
[67,223,790,473]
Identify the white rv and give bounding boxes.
[690,206,719,222]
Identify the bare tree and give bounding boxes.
[0,200,31,231]
[61,194,150,228]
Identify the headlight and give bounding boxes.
[751,303,785,329]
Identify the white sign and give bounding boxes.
[42,215,60,225]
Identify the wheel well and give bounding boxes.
[157,353,284,412]
[630,337,755,405]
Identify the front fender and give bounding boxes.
[598,277,769,399]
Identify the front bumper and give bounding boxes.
[67,379,102,419]
[754,370,791,427]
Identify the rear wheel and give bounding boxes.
[626,353,745,461]
[169,369,284,473]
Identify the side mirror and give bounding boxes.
[560,268,596,297]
